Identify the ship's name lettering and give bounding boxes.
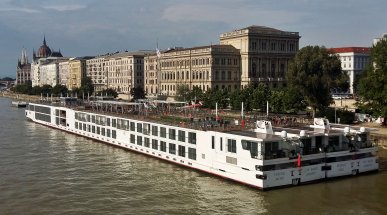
[274,172,285,176]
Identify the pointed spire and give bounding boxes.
[43,34,46,46]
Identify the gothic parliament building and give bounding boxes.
[16,36,62,85]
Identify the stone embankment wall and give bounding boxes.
[1,91,40,102]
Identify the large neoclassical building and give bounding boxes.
[220,25,300,88]
[144,25,300,97]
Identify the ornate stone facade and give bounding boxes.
[155,45,241,96]
[220,25,300,88]
[16,48,31,85]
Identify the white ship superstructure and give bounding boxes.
[25,99,378,190]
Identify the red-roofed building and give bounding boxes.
[330,47,370,94]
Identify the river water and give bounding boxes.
[0,97,386,215]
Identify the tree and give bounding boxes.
[356,39,387,117]
[287,46,343,117]
[175,85,190,101]
[202,88,228,109]
[80,77,94,96]
[130,86,146,101]
[52,85,68,97]
[100,88,118,98]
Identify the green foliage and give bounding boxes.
[130,86,146,101]
[287,46,343,116]
[52,85,68,96]
[100,88,118,98]
[11,83,31,94]
[175,85,190,101]
[202,88,229,109]
[80,77,94,96]
[356,39,387,117]
[175,85,204,102]
[320,107,355,124]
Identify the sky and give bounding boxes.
[1,0,386,78]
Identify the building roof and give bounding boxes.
[107,50,155,59]
[330,47,370,54]
[163,44,238,53]
[220,25,299,38]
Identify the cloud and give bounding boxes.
[161,2,305,27]
[0,7,40,13]
[42,4,86,12]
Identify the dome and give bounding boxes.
[36,36,52,58]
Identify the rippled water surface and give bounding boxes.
[0,97,386,215]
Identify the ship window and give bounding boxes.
[102,128,106,136]
[212,136,215,149]
[144,137,150,147]
[137,123,142,133]
[130,134,135,144]
[178,130,185,142]
[188,132,196,144]
[227,139,237,153]
[83,124,86,131]
[107,129,111,137]
[137,136,143,146]
[143,123,150,135]
[130,122,135,131]
[112,130,116,139]
[92,126,95,133]
[169,143,176,154]
[97,127,100,135]
[112,119,116,128]
[160,127,166,138]
[152,139,158,150]
[152,125,158,136]
[169,129,176,140]
[220,138,223,151]
[87,125,91,132]
[107,118,110,126]
[117,119,122,129]
[188,148,196,160]
[75,122,78,129]
[160,141,167,152]
[178,145,186,157]
[92,115,95,123]
[241,140,258,158]
[328,136,340,150]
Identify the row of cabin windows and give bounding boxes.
[130,134,196,160]
[75,122,117,139]
[75,113,197,144]
[211,136,237,153]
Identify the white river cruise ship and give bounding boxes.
[25,99,379,190]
